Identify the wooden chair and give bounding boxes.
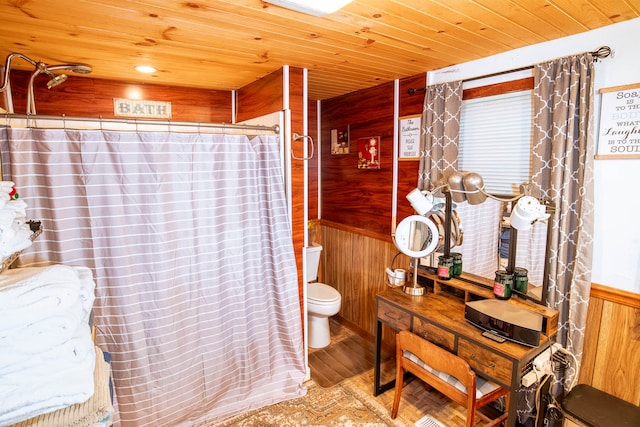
[391,330,509,427]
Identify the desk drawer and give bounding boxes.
[377,299,411,330]
[458,338,513,385]
[412,317,455,351]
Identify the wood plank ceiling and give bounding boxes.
[1,0,638,100]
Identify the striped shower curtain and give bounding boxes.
[0,125,306,426]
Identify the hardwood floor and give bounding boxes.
[309,317,511,427]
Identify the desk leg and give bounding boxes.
[374,319,395,396]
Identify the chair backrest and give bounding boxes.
[394,330,508,427]
[397,330,476,407]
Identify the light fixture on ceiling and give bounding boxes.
[135,65,157,74]
[264,0,353,16]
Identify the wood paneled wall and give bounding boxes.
[319,223,410,348]
[319,74,425,239]
[8,71,232,122]
[580,284,640,405]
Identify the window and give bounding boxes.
[459,77,534,196]
[459,91,532,195]
[449,76,546,290]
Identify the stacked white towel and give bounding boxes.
[0,265,97,426]
[0,181,33,259]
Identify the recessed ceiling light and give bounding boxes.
[135,65,157,74]
[264,0,352,16]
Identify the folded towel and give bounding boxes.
[72,266,97,323]
[0,312,85,358]
[0,344,96,426]
[0,265,85,295]
[0,323,93,374]
[0,223,32,257]
[0,209,14,230]
[0,282,82,331]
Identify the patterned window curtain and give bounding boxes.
[530,55,595,425]
[417,81,463,190]
[531,53,595,359]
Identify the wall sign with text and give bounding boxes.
[398,115,421,160]
[596,83,640,159]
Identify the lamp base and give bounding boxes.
[403,284,425,296]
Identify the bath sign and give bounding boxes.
[596,83,640,159]
[399,114,421,160]
[113,98,172,119]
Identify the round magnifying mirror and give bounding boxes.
[393,215,439,258]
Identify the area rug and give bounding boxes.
[341,366,470,427]
[309,334,377,388]
[216,379,402,427]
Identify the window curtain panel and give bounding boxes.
[531,53,595,361]
[418,81,500,275]
[418,81,463,190]
[1,127,306,426]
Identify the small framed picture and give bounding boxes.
[357,136,381,170]
[331,126,350,155]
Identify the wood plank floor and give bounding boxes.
[309,317,510,427]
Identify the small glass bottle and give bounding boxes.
[493,270,513,300]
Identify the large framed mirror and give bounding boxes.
[417,197,551,304]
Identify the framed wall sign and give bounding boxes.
[398,114,421,160]
[596,82,640,159]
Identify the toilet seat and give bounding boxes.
[308,282,340,304]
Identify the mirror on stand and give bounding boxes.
[392,215,439,295]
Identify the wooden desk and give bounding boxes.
[375,288,553,427]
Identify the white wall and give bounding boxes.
[428,18,640,294]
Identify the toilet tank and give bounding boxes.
[305,244,323,283]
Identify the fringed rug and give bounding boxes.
[216,379,401,426]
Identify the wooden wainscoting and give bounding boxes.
[318,222,410,350]
[580,283,640,406]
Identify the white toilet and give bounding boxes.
[305,244,342,349]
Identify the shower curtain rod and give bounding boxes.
[1,113,280,134]
[407,45,613,95]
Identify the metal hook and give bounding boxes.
[291,133,314,160]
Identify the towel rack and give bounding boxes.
[290,133,314,160]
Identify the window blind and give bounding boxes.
[459,90,532,195]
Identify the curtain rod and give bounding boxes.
[407,45,613,95]
[1,113,280,134]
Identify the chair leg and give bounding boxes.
[391,367,405,419]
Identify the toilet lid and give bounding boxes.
[308,282,340,302]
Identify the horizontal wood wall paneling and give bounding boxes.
[9,70,232,122]
[399,75,426,117]
[321,81,395,237]
[236,69,284,123]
